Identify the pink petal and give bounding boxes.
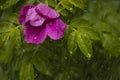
[35,3,60,19]
[47,19,67,40]
[24,23,47,44]
[25,8,46,27]
[19,5,33,25]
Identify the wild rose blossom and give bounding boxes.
[19,3,67,44]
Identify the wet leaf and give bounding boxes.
[0,22,15,33]
[77,32,92,59]
[32,54,52,76]
[69,0,87,10]
[67,31,77,54]
[20,62,34,80]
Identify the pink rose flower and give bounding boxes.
[19,3,67,44]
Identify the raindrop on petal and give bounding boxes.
[34,37,37,39]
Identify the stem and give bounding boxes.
[57,7,65,13]
[55,1,62,10]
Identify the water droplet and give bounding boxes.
[84,10,87,12]
[64,57,68,60]
[34,37,37,39]
[84,34,87,37]
[35,73,38,77]
[23,49,25,52]
[39,20,42,23]
[87,53,91,59]
[70,8,73,10]
[119,37,120,40]
[0,6,3,9]
[70,51,73,55]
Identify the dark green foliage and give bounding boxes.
[67,31,77,54]
[31,53,52,76]
[20,62,34,80]
[0,0,120,80]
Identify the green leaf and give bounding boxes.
[0,26,21,64]
[0,66,7,80]
[0,0,19,10]
[9,26,21,49]
[32,54,52,76]
[0,40,13,64]
[61,0,76,13]
[67,31,77,54]
[7,13,19,24]
[59,9,69,16]
[57,6,69,16]
[70,18,100,40]
[0,33,14,64]
[78,27,100,40]
[105,12,120,35]
[77,32,92,59]
[55,72,71,80]
[68,0,87,10]
[48,0,57,7]
[0,8,13,21]
[0,22,15,33]
[101,33,120,56]
[19,62,34,80]
[93,21,113,33]
[70,18,90,29]
[25,0,36,4]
